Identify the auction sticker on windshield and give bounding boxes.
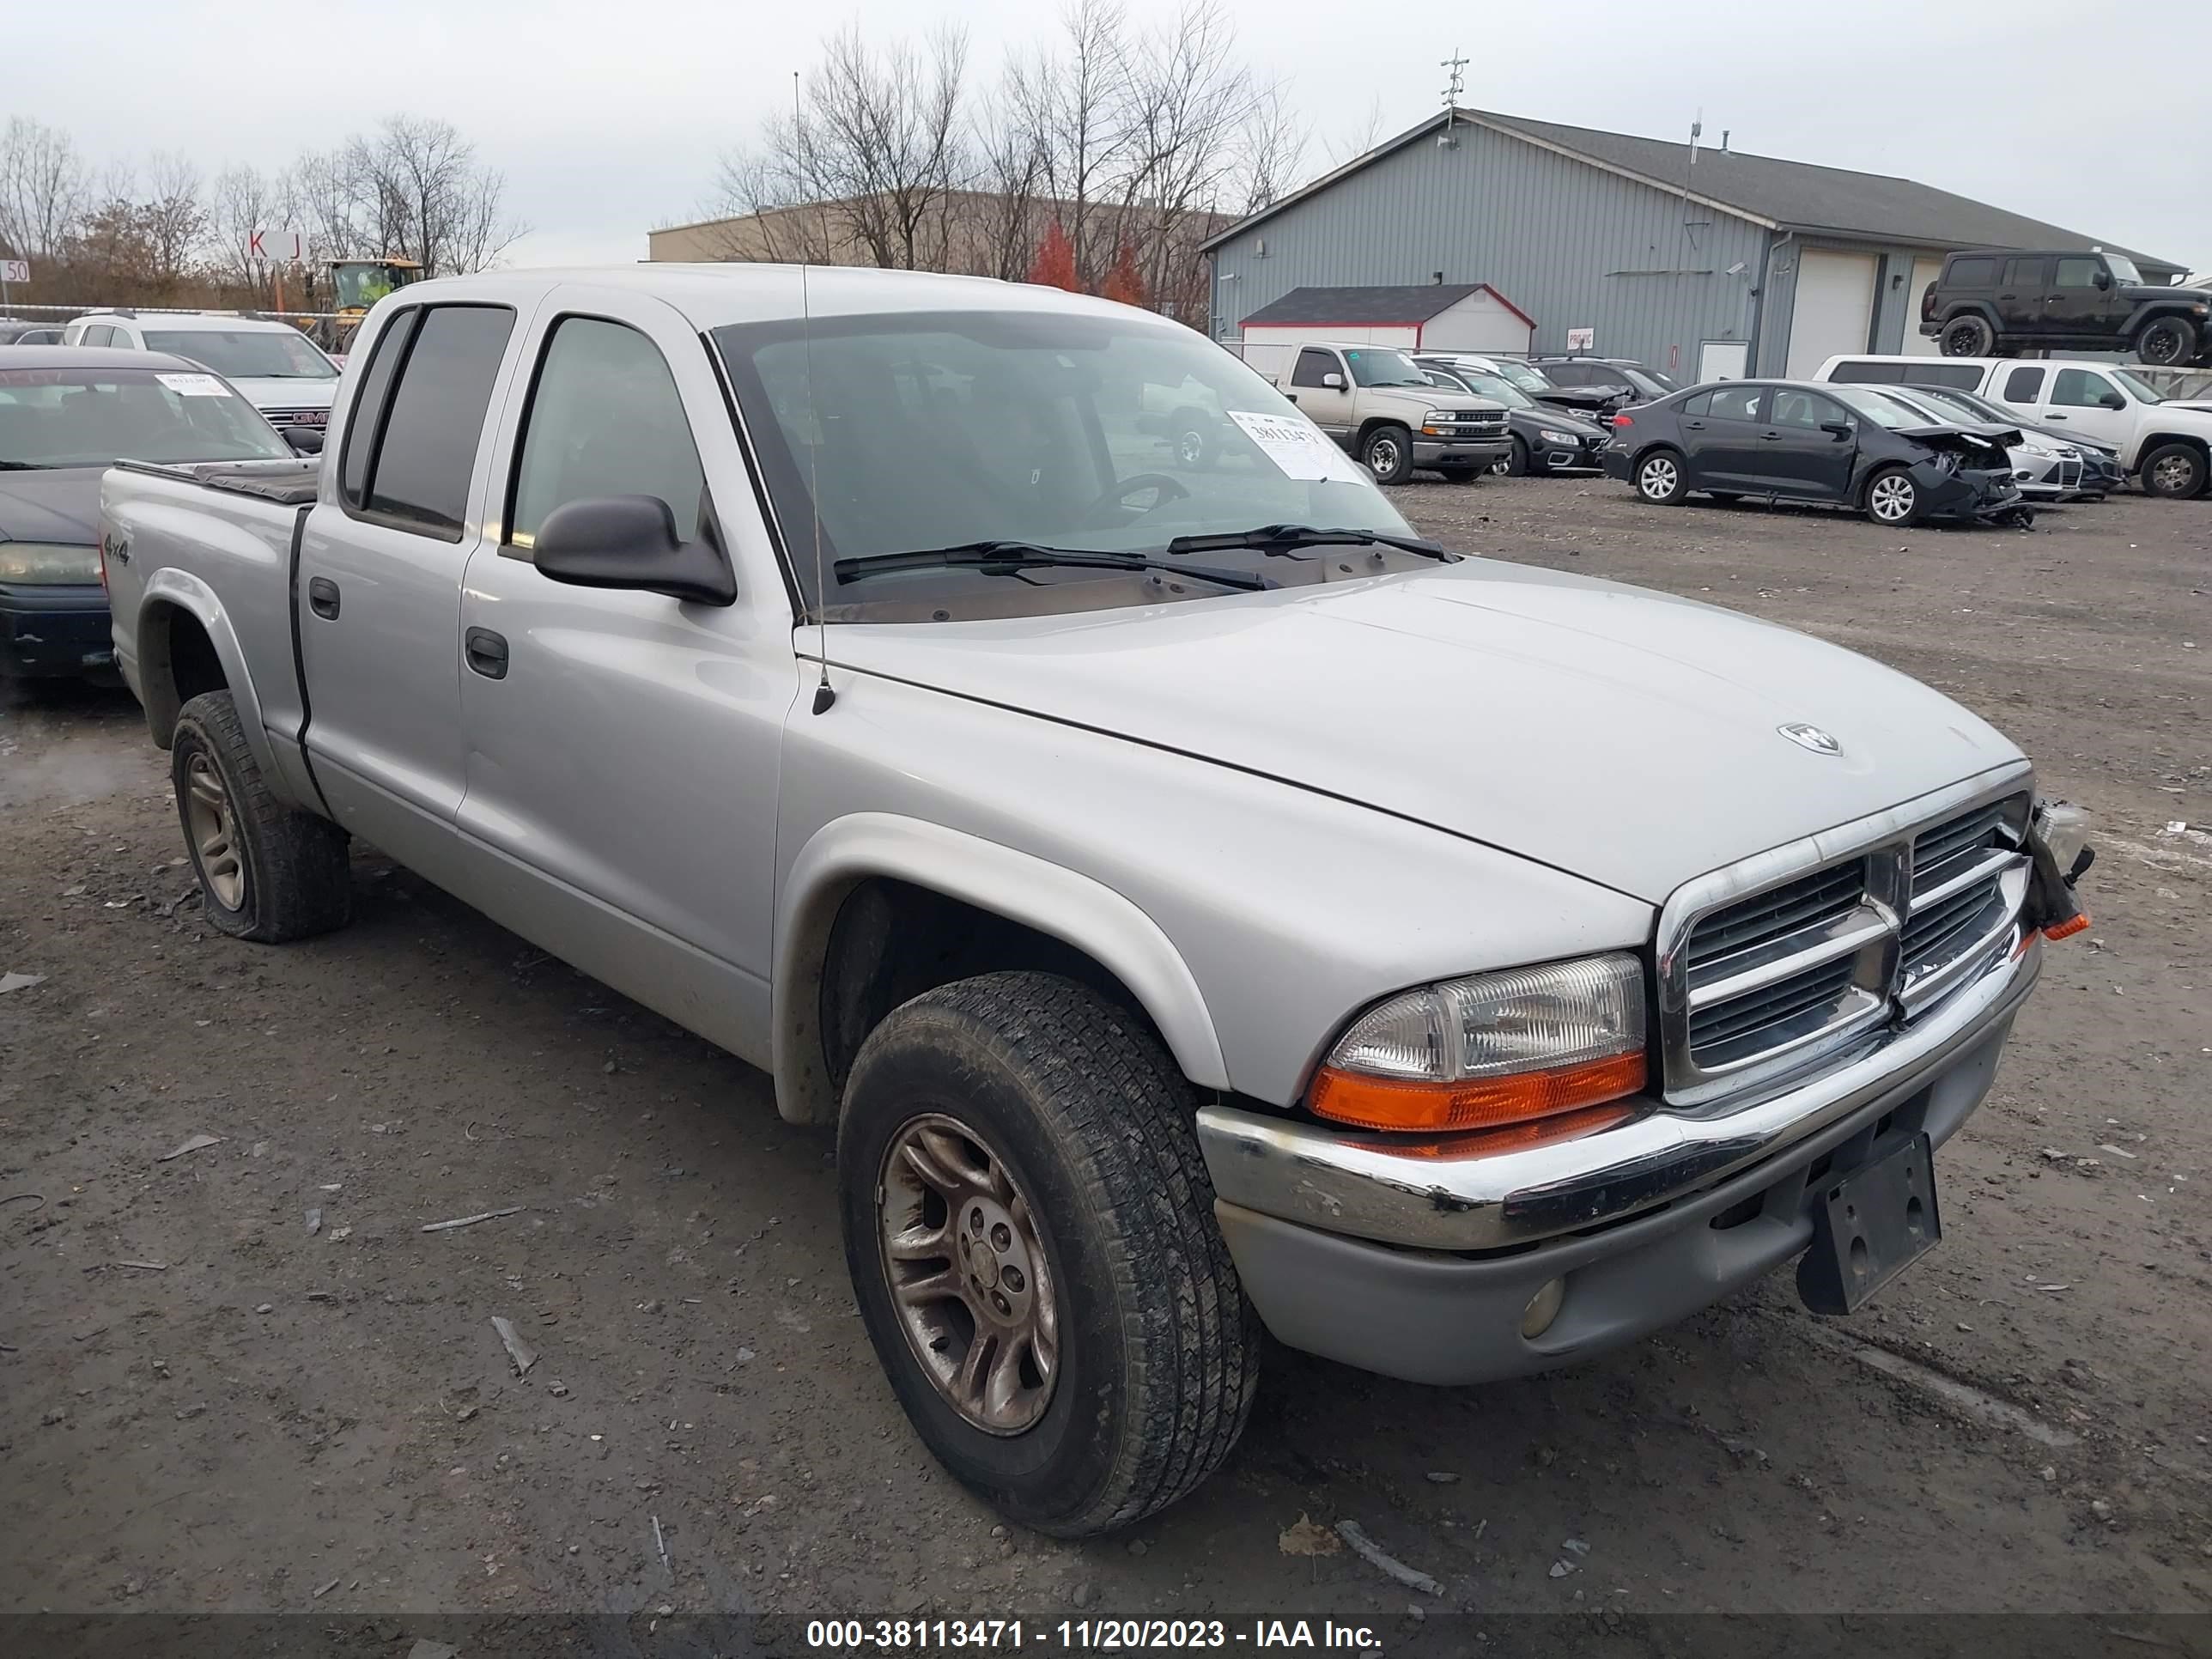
[156,373,230,398]
[1226,410,1370,483]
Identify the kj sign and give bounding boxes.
[249,228,306,264]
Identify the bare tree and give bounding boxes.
[0,116,89,259]
[140,152,206,290]
[340,116,526,276]
[1322,96,1390,168]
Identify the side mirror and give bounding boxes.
[1820,421,1854,441]
[531,495,737,607]
[2094,270,2113,290]
[2099,392,2125,410]
[279,425,324,455]
[1320,371,1345,389]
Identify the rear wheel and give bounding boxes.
[1863,465,1923,526]
[2135,317,2197,368]
[1360,424,1414,485]
[2139,442,2207,499]
[1940,314,1995,357]
[1171,418,1212,470]
[170,690,351,942]
[839,972,1261,1536]
[1635,448,1688,504]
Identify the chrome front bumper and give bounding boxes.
[1197,933,2042,1255]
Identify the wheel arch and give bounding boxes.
[134,571,268,767]
[772,815,1231,1127]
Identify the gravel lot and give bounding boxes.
[3,475,2208,1640]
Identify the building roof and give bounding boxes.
[1205,109,2182,276]
[1241,283,1485,327]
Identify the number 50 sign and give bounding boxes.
[0,260,28,284]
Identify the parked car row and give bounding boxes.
[58,310,343,430]
[0,318,66,345]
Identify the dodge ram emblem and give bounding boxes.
[1778,722,1841,756]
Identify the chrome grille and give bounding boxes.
[1658,780,2034,1104]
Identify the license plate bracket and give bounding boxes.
[1797,1133,1942,1315]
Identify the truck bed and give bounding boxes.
[112,457,324,507]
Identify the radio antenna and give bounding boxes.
[797,67,836,715]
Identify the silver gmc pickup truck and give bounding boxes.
[100,266,2092,1537]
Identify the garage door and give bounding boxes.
[1899,257,1947,356]
[1787,250,1881,377]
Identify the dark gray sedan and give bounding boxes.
[0,344,298,680]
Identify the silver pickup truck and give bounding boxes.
[100,266,2092,1537]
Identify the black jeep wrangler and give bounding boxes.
[1921,249,2211,366]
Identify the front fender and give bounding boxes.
[772,812,1230,1126]
[2124,301,2203,337]
[135,568,281,781]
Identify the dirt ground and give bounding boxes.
[3,476,2209,1646]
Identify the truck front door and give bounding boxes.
[2044,256,2114,340]
[300,301,518,869]
[1288,348,1354,443]
[453,286,795,1060]
[2035,366,2135,450]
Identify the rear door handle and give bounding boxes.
[307,576,339,620]
[465,626,509,680]
[1681,419,1705,429]
[1759,431,1784,441]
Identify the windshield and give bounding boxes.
[2105,255,2143,285]
[2109,368,2166,404]
[1445,368,1535,410]
[143,328,336,380]
[1489,360,1557,395]
[713,309,1414,618]
[1831,386,1944,430]
[0,366,292,468]
[1342,347,1430,388]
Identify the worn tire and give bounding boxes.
[2138,441,2208,500]
[170,690,351,942]
[1502,434,1533,477]
[1360,424,1414,485]
[1940,314,1995,357]
[2134,316,2197,368]
[1634,447,1688,504]
[838,971,1261,1537]
[1863,464,1924,526]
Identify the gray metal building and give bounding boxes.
[1206,109,2182,380]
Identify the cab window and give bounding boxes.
[2002,366,2045,402]
[2049,368,2115,409]
[508,317,707,550]
[1291,349,1339,388]
[1947,258,2000,287]
[2053,258,2102,289]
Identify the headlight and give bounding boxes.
[0,541,101,584]
[1538,428,1580,446]
[1419,409,1448,427]
[1310,952,1647,1132]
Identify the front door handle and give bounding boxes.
[1759,431,1784,441]
[307,576,340,620]
[465,626,509,680]
[1682,419,1705,429]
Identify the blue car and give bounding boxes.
[0,344,304,681]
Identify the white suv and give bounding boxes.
[1815,354,2212,500]
[61,312,341,431]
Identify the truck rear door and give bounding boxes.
[296,301,519,867]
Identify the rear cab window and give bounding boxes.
[1947,258,2000,287]
[2002,366,2046,402]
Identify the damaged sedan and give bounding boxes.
[1604,379,2032,526]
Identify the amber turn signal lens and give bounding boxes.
[1309,1050,1647,1133]
[2043,911,2091,941]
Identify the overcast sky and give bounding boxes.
[13,0,2207,276]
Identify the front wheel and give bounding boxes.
[2135,317,2197,368]
[1635,448,1688,504]
[1171,420,1212,471]
[2139,442,2207,499]
[1863,465,1923,526]
[1940,314,1995,356]
[1360,424,1414,485]
[839,973,1261,1536]
[1501,434,1533,477]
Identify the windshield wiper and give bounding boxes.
[1164,524,1449,561]
[834,540,1270,592]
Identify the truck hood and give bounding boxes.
[225,378,337,412]
[828,561,2025,903]
[0,465,100,545]
[2124,283,2210,306]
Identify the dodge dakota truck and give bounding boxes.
[101,265,2090,1537]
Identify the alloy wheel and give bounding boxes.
[1176,429,1206,467]
[2149,453,2195,495]
[184,751,245,910]
[877,1112,1060,1436]
[1639,456,1678,498]
[1367,437,1401,477]
[1869,474,1916,521]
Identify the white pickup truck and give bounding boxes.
[101,266,2090,1535]
[1817,353,2212,499]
